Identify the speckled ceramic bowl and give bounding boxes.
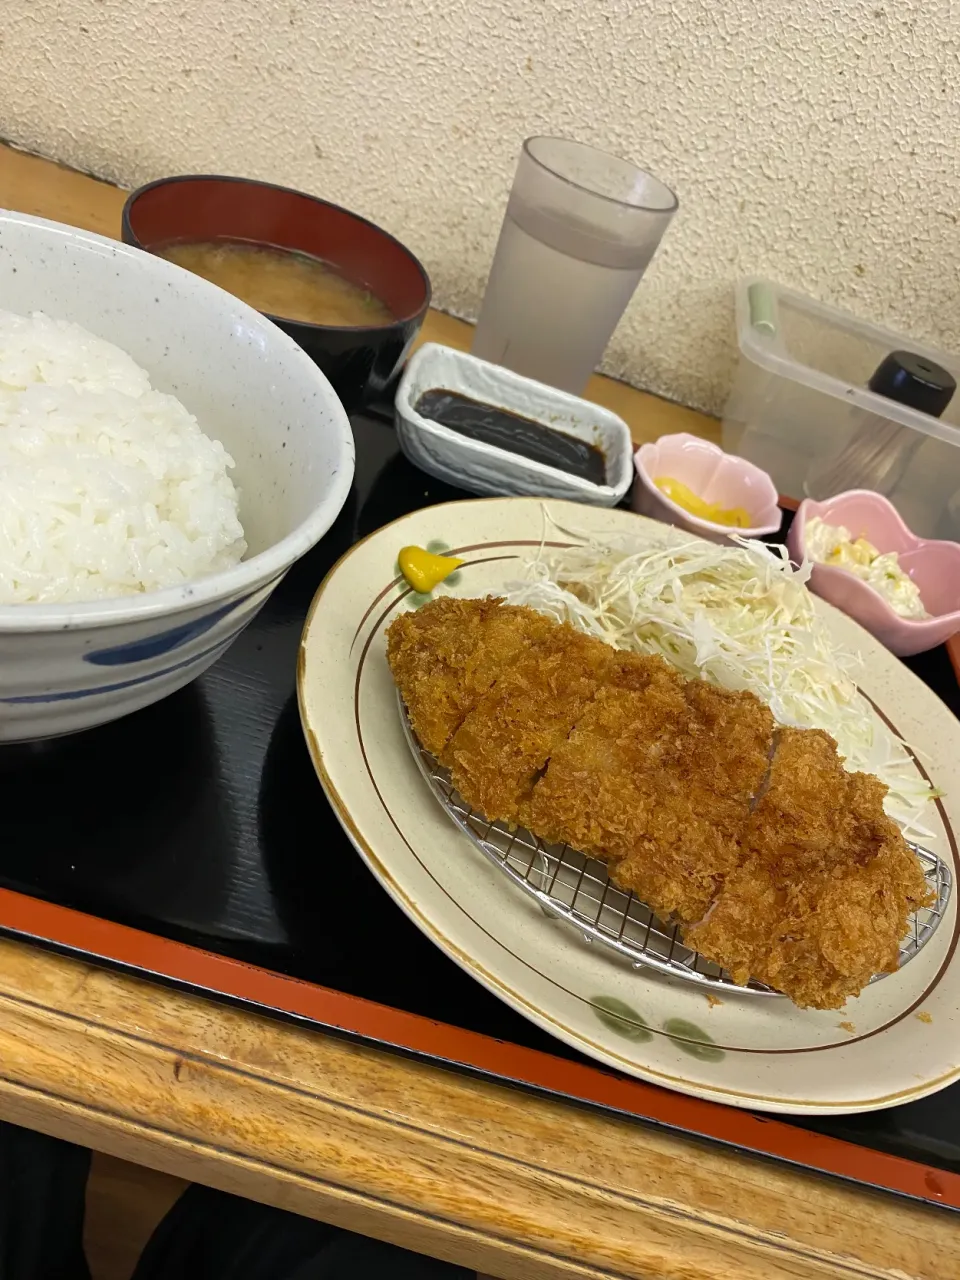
[788,491,960,657]
[0,210,354,742]
[633,433,781,541]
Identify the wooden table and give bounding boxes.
[0,142,956,1280]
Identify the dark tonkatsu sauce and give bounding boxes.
[414,389,607,485]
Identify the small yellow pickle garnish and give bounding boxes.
[398,545,463,594]
[655,477,751,529]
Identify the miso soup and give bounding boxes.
[157,239,395,328]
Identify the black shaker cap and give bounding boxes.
[868,350,956,419]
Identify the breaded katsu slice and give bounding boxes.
[684,839,930,1009]
[743,728,880,876]
[444,622,615,829]
[386,596,554,757]
[526,651,684,851]
[681,681,777,814]
[739,727,924,889]
[530,662,775,922]
[685,729,932,1007]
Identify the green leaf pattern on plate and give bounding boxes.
[662,1017,725,1062]
[590,996,653,1042]
[591,1001,726,1062]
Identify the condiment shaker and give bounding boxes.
[804,350,955,499]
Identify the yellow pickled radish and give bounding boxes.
[398,545,463,593]
[654,477,751,529]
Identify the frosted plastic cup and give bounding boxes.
[471,137,677,395]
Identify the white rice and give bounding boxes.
[0,310,246,604]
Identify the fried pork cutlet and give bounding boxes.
[386,596,553,757]
[444,622,615,828]
[529,657,775,921]
[685,729,932,1008]
[387,598,931,1009]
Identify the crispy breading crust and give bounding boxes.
[445,622,614,828]
[530,656,775,922]
[685,729,932,1008]
[386,596,552,757]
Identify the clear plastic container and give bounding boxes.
[722,278,960,539]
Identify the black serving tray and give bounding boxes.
[1,410,958,1210]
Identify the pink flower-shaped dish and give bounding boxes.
[632,433,781,542]
[788,491,960,657]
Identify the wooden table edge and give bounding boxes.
[0,936,955,1280]
[0,140,956,1280]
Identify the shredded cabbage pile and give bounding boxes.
[502,520,936,840]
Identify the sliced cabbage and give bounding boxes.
[502,519,936,840]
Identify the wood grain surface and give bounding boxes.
[0,139,956,1280]
[1,938,957,1280]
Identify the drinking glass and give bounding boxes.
[471,137,677,395]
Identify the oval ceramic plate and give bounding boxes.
[298,498,960,1114]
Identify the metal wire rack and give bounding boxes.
[401,703,953,997]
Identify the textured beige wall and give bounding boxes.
[2,0,958,414]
